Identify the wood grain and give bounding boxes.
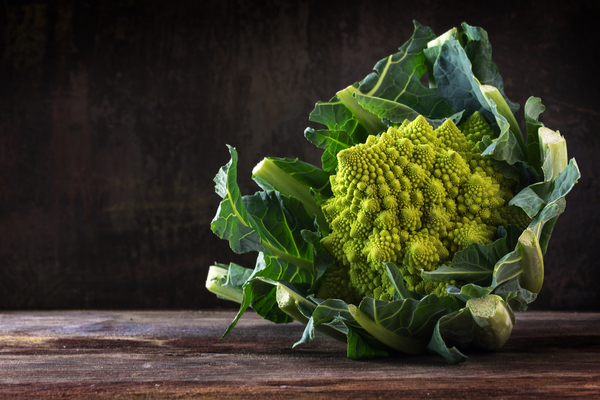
[1,310,598,398]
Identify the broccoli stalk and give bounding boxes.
[205,265,244,304]
[538,127,568,181]
[466,294,515,351]
[516,228,545,294]
[427,27,458,48]
[275,283,314,324]
[337,85,388,136]
[252,157,328,229]
[276,284,347,343]
[479,84,527,155]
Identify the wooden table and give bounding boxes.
[0,310,598,398]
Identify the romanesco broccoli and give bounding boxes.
[317,113,530,303]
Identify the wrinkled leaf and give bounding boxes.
[358,21,455,119]
[422,225,521,286]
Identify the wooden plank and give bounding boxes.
[0,310,599,398]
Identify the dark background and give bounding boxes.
[0,0,598,310]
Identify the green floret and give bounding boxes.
[316,262,359,304]
[458,111,495,145]
[435,118,471,155]
[317,114,532,304]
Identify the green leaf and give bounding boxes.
[461,22,519,113]
[493,278,537,311]
[546,158,580,205]
[347,326,389,359]
[422,225,521,286]
[211,146,318,274]
[242,191,316,271]
[427,310,470,364]
[252,252,313,285]
[222,275,294,338]
[349,295,457,355]
[508,187,547,219]
[445,283,494,303]
[294,317,315,347]
[358,21,455,119]
[428,295,514,361]
[304,127,355,159]
[302,230,334,284]
[355,93,464,128]
[497,166,577,291]
[537,200,564,255]
[524,96,546,176]
[320,149,338,174]
[384,262,422,300]
[205,263,253,303]
[252,157,331,230]
[433,35,525,164]
[212,146,263,254]
[309,96,370,144]
[311,298,384,351]
[253,156,333,201]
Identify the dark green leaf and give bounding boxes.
[461,22,519,113]
[384,262,422,300]
[434,36,525,164]
[493,278,537,311]
[422,225,521,286]
[321,149,338,174]
[222,275,293,337]
[508,187,547,218]
[358,21,455,119]
[302,230,334,284]
[347,326,389,359]
[427,310,470,364]
[211,146,263,254]
[446,284,494,303]
[355,94,464,128]
[524,97,546,176]
[309,97,370,144]
[253,156,333,200]
[304,127,355,159]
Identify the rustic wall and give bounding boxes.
[0,0,597,310]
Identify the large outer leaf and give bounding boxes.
[221,253,314,337]
[309,298,389,358]
[355,94,465,128]
[493,159,579,291]
[212,145,262,254]
[357,21,455,119]
[349,295,458,355]
[421,225,521,286]
[428,294,515,363]
[461,22,519,113]
[433,34,526,165]
[427,309,470,364]
[524,97,546,177]
[309,95,371,145]
[304,127,355,173]
[211,146,316,273]
[252,156,333,201]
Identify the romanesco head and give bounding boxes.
[318,114,530,303]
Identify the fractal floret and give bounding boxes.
[318,114,529,303]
